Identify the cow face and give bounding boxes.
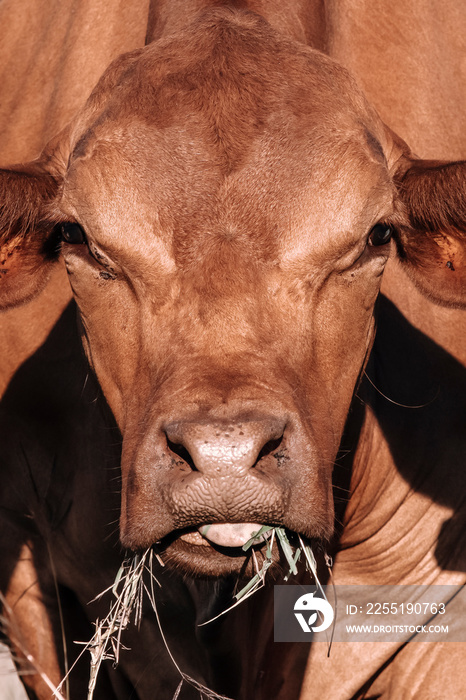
[1,10,466,576]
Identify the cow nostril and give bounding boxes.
[256,435,283,464]
[166,438,198,471]
[164,417,286,476]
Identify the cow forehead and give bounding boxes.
[62,10,392,268]
[64,136,391,269]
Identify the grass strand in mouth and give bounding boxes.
[73,529,329,698]
[238,527,327,599]
[199,526,328,625]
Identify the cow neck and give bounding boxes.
[333,315,466,586]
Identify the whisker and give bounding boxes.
[363,371,439,409]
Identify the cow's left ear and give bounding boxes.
[393,156,466,307]
[0,162,62,309]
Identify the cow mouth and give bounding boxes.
[152,522,275,576]
[154,522,320,578]
[179,522,267,548]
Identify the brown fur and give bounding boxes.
[0,164,63,308]
[394,158,466,306]
[1,3,466,700]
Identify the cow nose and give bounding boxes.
[164,417,286,476]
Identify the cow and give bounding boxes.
[1,1,466,699]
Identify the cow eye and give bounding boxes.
[368,223,393,247]
[60,222,86,245]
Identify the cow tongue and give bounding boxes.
[197,522,265,548]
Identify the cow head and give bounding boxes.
[1,10,466,576]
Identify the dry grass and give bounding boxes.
[73,527,327,698]
[2,528,328,700]
[200,526,327,625]
[57,549,232,700]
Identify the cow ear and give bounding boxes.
[0,163,62,309]
[394,156,466,307]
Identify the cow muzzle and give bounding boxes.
[120,407,333,574]
[163,416,286,545]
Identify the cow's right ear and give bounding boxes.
[0,163,63,309]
